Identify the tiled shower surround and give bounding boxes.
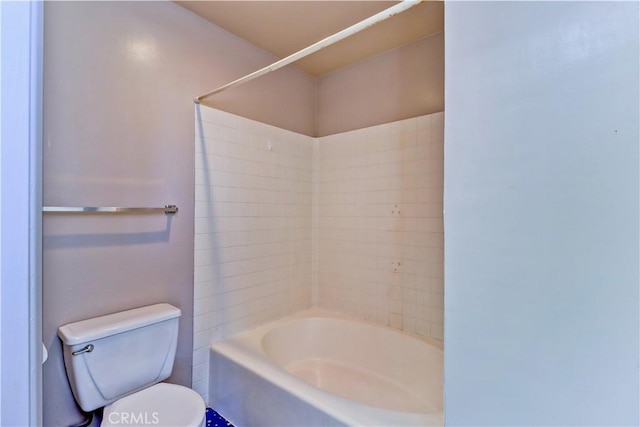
[192,106,313,398]
[193,106,443,400]
[318,114,444,339]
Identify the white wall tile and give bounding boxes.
[192,107,313,396]
[317,113,444,340]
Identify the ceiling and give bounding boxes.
[176,1,444,77]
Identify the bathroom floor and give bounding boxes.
[207,407,234,427]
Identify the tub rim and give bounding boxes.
[209,309,443,426]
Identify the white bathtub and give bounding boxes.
[209,310,443,426]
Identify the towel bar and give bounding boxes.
[43,205,178,214]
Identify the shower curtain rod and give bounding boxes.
[194,0,422,104]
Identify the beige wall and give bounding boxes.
[42,2,315,426]
[316,32,444,137]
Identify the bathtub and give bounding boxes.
[209,310,443,426]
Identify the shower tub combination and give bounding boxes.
[209,310,443,426]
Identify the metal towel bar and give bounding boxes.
[43,205,178,214]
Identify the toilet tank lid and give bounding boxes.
[58,303,181,346]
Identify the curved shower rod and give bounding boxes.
[194,0,423,104]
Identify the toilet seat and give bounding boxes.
[101,383,205,427]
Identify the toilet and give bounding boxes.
[58,303,206,427]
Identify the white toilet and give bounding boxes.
[58,303,206,427]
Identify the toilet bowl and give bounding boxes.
[101,383,205,427]
[58,304,205,426]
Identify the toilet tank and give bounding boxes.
[58,303,181,412]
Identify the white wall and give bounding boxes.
[444,1,639,425]
[193,106,313,402]
[0,0,3,413]
[0,1,43,425]
[317,113,444,339]
[0,0,4,418]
